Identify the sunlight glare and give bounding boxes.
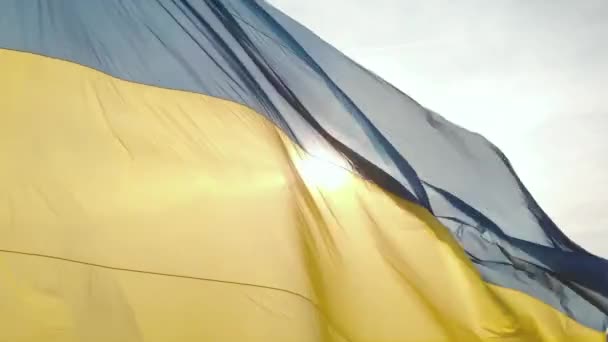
[295,152,351,191]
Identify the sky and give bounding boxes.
[267,0,608,258]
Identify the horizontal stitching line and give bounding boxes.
[0,248,314,304]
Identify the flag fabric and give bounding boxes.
[1,1,607,341]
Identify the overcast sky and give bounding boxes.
[268,0,608,258]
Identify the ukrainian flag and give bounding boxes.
[1,1,606,341]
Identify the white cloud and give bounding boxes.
[268,0,608,257]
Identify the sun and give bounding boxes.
[294,151,351,191]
